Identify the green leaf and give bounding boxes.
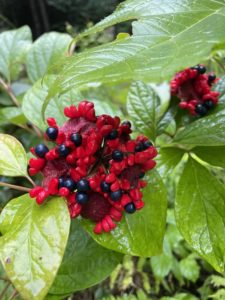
[0,26,32,81]
[45,0,225,112]
[0,107,27,126]
[22,76,83,131]
[0,194,70,300]
[49,220,121,295]
[157,147,185,177]
[179,255,200,283]
[26,32,72,83]
[193,146,225,169]
[173,110,225,147]
[175,156,225,272]
[0,134,28,177]
[81,170,167,257]
[150,254,172,279]
[127,81,170,140]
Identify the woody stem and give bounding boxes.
[0,181,31,192]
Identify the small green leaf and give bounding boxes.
[0,194,70,300]
[0,134,28,177]
[50,220,122,295]
[157,147,185,177]
[150,254,172,279]
[81,170,167,257]
[0,26,32,81]
[179,255,200,283]
[173,110,225,147]
[175,157,225,272]
[26,32,72,83]
[193,146,225,169]
[0,107,27,126]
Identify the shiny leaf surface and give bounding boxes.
[81,170,167,257]
[0,194,70,300]
[50,220,122,295]
[26,32,72,83]
[193,146,225,169]
[0,134,28,177]
[175,157,225,272]
[0,26,32,81]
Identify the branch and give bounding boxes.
[0,181,31,192]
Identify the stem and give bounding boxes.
[0,282,11,299]
[25,176,36,187]
[0,276,9,282]
[0,181,31,192]
[0,77,20,107]
[8,289,18,300]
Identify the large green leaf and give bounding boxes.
[127,81,170,141]
[173,110,225,147]
[0,107,27,126]
[26,32,72,83]
[193,146,225,169]
[0,26,32,81]
[156,147,185,177]
[45,0,225,113]
[22,77,121,131]
[0,134,28,177]
[81,170,167,257]
[175,157,225,272]
[0,194,70,300]
[49,220,122,295]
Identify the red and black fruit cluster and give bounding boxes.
[29,101,157,234]
[170,64,219,116]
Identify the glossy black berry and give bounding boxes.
[58,177,65,188]
[122,121,131,128]
[58,144,70,157]
[197,65,206,74]
[204,100,215,110]
[63,178,76,191]
[125,202,136,214]
[100,181,111,193]
[70,133,82,146]
[107,129,118,140]
[143,140,153,149]
[139,172,145,179]
[135,143,144,152]
[208,73,216,83]
[195,104,208,116]
[76,192,89,204]
[46,127,58,140]
[77,179,90,192]
[112,150,124,162]
[110,189,122,201]
[35,144,49,158]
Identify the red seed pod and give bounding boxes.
[28,100,157,234]
[170,65,220,116]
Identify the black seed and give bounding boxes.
[143,140,153,149]
[195,104,208,116]
[122,121,132,128]
[46,127,58,140]
[197,65,206,74]
[112,150,124,162]
[100,181,111,193]
[125,202,136,214]
[139,172,145,179]
[203,100,215,110]
[63,178,76,191]
[76,192,89,204]
[58,144,70,157]
[107,129,118,140]
[70,133,82,146]
[208,73,216,83]
[110,189,122,201]
[35,144,49,158]
[58,177,65,188]
[135,143,144,152]
[77,179,90,192]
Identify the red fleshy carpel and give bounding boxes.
[170,64,220,116]
[28,100,157,234]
